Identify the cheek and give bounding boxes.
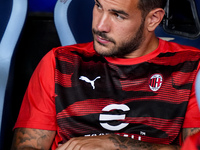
[114,27,135,41]
[117,21,143,38]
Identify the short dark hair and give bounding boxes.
[138,0,167,18]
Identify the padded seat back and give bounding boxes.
[0,0,27,148]
[54,0,94,46]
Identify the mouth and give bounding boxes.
[97,35,110,43]
[95,35,111,45]
[92,29,115,46]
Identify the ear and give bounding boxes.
[146,8,165,32]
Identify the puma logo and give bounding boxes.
[79,76,101,89]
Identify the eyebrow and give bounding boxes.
[94,0,129,17]
[109,9,129,17]
[95,0,101,6]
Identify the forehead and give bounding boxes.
[98,0,139,12]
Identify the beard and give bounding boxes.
[92,19,145,58]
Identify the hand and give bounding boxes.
[55,135,115,150]
[55,134,181,150]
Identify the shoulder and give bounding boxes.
[52,42,95,56]
[162,39,200,53]
[159,39,200,62]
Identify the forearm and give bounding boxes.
[11,128,56,150]
[108,134,180,150]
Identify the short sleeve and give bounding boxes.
[14,49,57,131]
[183,64,200,128]
[181,132,200,150]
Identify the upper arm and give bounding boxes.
[11,128,56,150]
[182,128,200,142]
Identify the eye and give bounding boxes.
[95,3,102,10]
[114,13,125,20]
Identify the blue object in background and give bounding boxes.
[28,0,57,12]
[0,0,27,149]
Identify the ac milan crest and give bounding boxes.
[149,74,163,91]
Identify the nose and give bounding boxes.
[96,14,111,33]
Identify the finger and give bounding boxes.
[55,144,64,150]
[56,138,80,150]
[65,138,82,150]
[55,141,71,150]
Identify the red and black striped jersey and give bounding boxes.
[14,39,200,149]
[54,39,200,145]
